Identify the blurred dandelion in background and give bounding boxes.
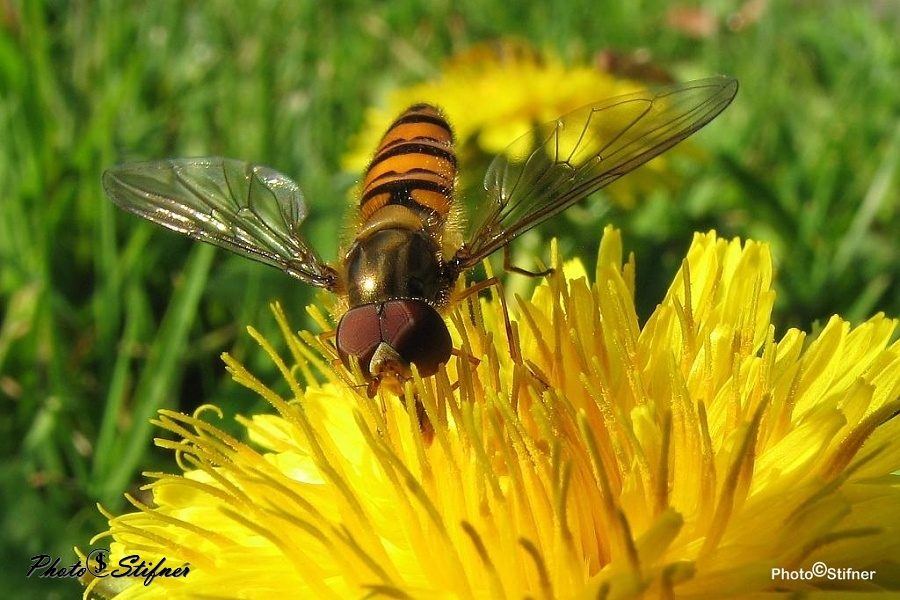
[344,40,701,210]
[82,227,900,598]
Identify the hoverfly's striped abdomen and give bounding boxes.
[360,104,456,224]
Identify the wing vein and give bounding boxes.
[459,77,738,268]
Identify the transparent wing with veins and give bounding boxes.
[455,76,738,269]
[103,157,337,289]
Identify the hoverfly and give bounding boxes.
[104,76,737,395]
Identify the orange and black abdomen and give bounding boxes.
[360,104,456,223]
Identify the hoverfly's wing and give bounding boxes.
[456,76,738,269]
[103,157,336,289]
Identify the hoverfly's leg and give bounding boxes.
[313,328,342,369]
[451,347,481,368]
[455,276,521,365]
[455,275,501,299]
[448,347,481,393]
[347,380,368,395]
[415,398,435,446]
[329,357,369,392]
[317,328,337,349]
[503,244,553,278]
[313,328,359,387]
[327,356,347,373]
[321,345,371,397]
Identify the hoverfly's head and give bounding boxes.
[336,299,452,394]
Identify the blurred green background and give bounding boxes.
[1,1,897,597]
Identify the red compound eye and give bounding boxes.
[335,304,382,375]
[380,300,452,377]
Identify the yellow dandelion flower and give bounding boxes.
[82,227,900,598]
[344,41,689,208]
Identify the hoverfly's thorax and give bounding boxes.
[345,227,445,307]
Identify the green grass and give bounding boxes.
[1,1,897,597]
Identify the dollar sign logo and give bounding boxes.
[87,548,109,576]
[95,551,107,573]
